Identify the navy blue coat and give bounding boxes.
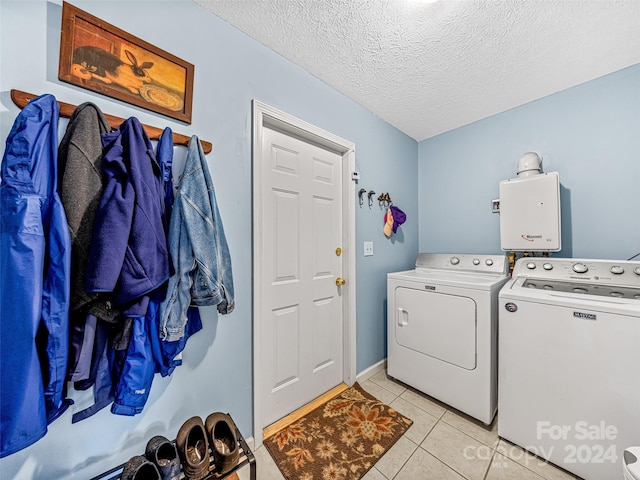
[85,117,170,313]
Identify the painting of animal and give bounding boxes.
[72,46,153,95]
[59,2,194,123]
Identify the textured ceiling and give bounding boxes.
[195,0,640,141]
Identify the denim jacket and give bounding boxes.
[159,136,234,342]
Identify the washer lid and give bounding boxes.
[522,279,640,300]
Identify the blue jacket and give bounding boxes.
[0,94,72,457]
[159,136,234,342]
[74,121,172,420]
[148,128,202,377]
[85,117,170,315]
[111,128,202,416]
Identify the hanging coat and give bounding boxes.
[57,102,122,384]
[85,116,170,313]
[74,118,170,421]
[111,128,176,415]
[0,94,72,457]
[159,136,234,343]
[147,128,202,377]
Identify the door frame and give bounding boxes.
[252,100,356,447]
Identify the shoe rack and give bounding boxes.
[88,423,256,480]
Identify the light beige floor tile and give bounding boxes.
[241,445,285,480]
[421,421,493,480]
[395,447,466,480]
[369,370,407,396]
[361,466,388,480]
[389,396,439,444]
[360,379,400,405]
[374,435,418,479]
[442,410,499,449]
[485,453,545,480]
[399,388,447,419]
[496,440,581,480]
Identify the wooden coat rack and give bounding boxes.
[10,89,213,154]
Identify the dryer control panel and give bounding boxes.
[416,253,508,275]
[512,257,640,288]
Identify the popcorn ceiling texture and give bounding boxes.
[195,0,640,141]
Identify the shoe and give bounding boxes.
[176,416,210,480]
[145,435,181,480]
[121,455,161,480]
[205,412,239,475]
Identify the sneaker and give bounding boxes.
[121,455,161,480]
[205,412,239,475]
[176,416,210,480]
[145,435,181,480]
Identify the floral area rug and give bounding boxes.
[264,382,412,480]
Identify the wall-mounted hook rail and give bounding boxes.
[10,89,213,154]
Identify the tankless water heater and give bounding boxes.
[499,171,561,252]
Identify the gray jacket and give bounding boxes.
[58,102,117,320]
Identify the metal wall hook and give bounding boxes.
[367,190,376,208]
[377,192,392,207]
[358,188,367,207]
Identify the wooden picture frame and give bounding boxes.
[58,2,194,124]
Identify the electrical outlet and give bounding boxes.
[364,241,374,256]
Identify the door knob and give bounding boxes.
[335,277,346,286]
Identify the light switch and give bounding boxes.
[364,241,374,256]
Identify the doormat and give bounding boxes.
[264,382,412,480]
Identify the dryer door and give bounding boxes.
[394,287,477,369]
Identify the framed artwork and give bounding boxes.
[58,2,194,124]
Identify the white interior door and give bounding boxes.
[260,126,344,427]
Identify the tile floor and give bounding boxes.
[237,369,583,480]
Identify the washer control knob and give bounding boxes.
[450,257,460,265]
[610,265,624,275]
[633,267,640,276]
[485,259,493,266]
[543,263,553,271]
[526,262,536,270]
[572,263,588,274]
[473,258,480,265]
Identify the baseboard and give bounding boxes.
[356,358,387,384]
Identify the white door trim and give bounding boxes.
[252,100,356,448]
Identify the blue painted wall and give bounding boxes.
[418,64,640,260]
[0,1,418,478]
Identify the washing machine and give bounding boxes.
[387,253,509,425]
[498,257,640,480]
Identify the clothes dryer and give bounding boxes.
[387,253,509,424]
[498,257,640,480]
